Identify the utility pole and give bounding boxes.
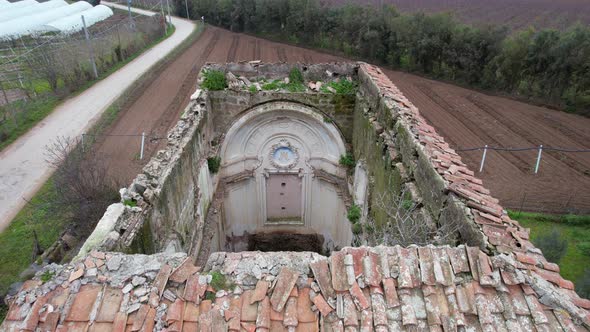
[184,0,189,20]
[81,15,98,79]
[165,0,171,26]
[160,0,166,34]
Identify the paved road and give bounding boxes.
[0,3,195,231]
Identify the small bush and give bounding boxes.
[249,85,257,93]
[562,214,590,226]
[339,153,355,169]
[347,204,361,224]
[202,70,227,90]
[578,242,590,256]
[123,199,136,207]
[40,270,54,283]
[204,291,216,301]
[262,80,281,91]
[207,156,221,174]
[209,271,232,291]
[321,79,357,94]
[365,223,375,234]
[533,229,568,263]
[352,223,362,235]
[288,68,304,84]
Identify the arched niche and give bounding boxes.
[218,101,352,252]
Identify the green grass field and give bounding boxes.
[509,211,590,283]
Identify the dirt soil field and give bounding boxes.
[322,0,590,31]
[95,25,590,214]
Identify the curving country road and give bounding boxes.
[0,3,195,231]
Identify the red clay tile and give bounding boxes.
[432,247,454,286]
[455,283,476,315]
[182,322,198,332]
[270,307,284,321]
[153,264,173,298]
[241,321,256,332]
[96,287,123,323]
[183,274,200,303]
[270,320,288,332]
[295,321,319,332]
[363,251,383,287]
[370,290,387,327]
[183,302,200,322]
[22,291,49,331]
[343,247,367,277]
[310,259,335,298]
[141,307,156,332]
[297,288,317,323]
[342,293,359,327]
[360,307,373,331]
[241,290,258,322]
[66,284,102,322]
[465,247,480,281]
[131,304,150,331]
[418,247,436,285]
[330,251,349,292]
[111,312,127,332]
[349,281,370,310]
[256,296,271,329]
[167,299,185,323]
[284,297,298,327]
[270,268,299,312]
[69,267,85,282]
[169,258,200,284]
[382,278,399,308]
[397,247,420,288]
[311,293,333,317]
[251,280,270,304]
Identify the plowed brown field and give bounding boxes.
[94,26,590,214]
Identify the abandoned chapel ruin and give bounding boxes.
[2,62,590,331]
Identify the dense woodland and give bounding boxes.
[177,0,590,115]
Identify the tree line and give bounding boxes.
[176,0,590,116]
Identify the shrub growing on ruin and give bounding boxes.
[352,223,362,235]
[347,204,361,224]
[288,68,304,85]
[321,79,357,94]
[207,156,221,174]
[339,153,355,169]
[202,70,227,90]
[532,229,568,263]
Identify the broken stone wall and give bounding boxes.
[77,90,217,258]
[202,63,357,142]
[354,63,484,247]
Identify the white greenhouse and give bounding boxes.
[0,0,68,23]
[0,1,114,40]
[0,0,36,10]
[42,5,114,35]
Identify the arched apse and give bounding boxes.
[218,101,352,252]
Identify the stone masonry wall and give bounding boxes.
[77,89,216,259]
[355,63,538,255]
[202,63,357,142]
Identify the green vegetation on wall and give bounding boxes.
[202,70,228,91]
[183,0,590,115]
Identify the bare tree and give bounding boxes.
[369,188,460,247]
[45,136,119,236]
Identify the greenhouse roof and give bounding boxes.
[42,5,114,35]
[0,0,37,10]
[0,0,68,23]
[0,1,100,40]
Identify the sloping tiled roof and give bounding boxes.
[2,247,589,331]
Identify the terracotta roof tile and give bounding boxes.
[169,258,199,284]
[66,284,102,322]
[256,296,271,329]
[362,251,382,288]
[310,259,335,299]
[382,278,399,308]
[330,251,349,292]
[311,293,333,317]
[251,280,270,304]
[270,268,299,312]
[297,287,318,323]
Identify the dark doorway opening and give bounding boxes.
[247,232,324,253]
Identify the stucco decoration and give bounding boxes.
[218,101,352,251]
